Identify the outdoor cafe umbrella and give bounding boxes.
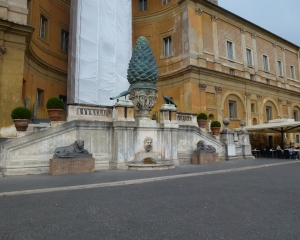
[244,119,300,148]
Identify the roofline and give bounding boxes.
[197,0,300,48]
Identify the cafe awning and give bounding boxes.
[245,119,300,147]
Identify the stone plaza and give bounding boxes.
[0,158,299,239]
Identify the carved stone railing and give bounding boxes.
[67,104,113,122]
[177,112,198,126]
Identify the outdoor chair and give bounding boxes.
[284,149,291,159]
[265,148,271,158]
[276,149,283,159]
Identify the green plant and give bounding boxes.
[197,113,208,120]
[46,97,64,109]
[211,120,221,128]
[11,107,32,120]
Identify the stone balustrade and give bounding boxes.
[177,112,198,126]
[67,104,113,122]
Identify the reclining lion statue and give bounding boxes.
[54,140,91,158]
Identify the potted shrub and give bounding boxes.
[11,107,32,131]
[46,97,64,121]
[211,120,221,136]
[197,113,208,128]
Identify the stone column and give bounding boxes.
[215,86,222,122]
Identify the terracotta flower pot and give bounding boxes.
[47,109,64,121]
[197,119,207,128]
[13,119,30,131]
[211,127,220,136]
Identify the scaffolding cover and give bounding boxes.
[68,0,132,106]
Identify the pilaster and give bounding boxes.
[252,33,258,73]
[278,98,283,118]
[215,86,222,122]
[245,92,251,125]
[241,28,247,69]
[256,94,263,124]
[282,47,287,83]
[273,43,279,80]
[199,83,207,112]
[212,15,221,71]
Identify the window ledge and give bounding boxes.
[161,54,174,59]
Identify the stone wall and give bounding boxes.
[0,119,224,176]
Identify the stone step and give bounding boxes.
[2,166,49,176]
[4,157,51,167]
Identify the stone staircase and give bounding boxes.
[3,156,51,176]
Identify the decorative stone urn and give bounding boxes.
[197,119,207,128]
[13,119,30,131]
[211,127,220,136]
[47,109,64,121]
[127,36,158,119]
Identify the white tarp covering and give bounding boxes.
[68,0,132,106]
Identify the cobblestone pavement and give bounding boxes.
[1,161,300,239]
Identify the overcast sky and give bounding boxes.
[218,0,300,47]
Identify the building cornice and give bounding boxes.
[158,64,300,97]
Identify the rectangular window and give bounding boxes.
[266,106,272,121]
[227,41,233,60]
[36,89,44,107]
[61,30,69,52]
[251,103,255,113]
[138,0,147,11]
[229,100,237,118]
[162,0,170,5]
[263,55,269,71]
[290,66,295,79]
[39,15,47,39]
[277,60,283,76]
[163,36,172,57]
[266,79,270,84]
[246,49,252,66]
[250,74,254,80]
[229,69,234,75]
[296,135,300,144]
[294,110,298,121]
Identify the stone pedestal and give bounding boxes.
[114,100,135,121]
[49,158,95,176]
[192,153,219,164]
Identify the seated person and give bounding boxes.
[276,145,282,151]
[284,146,293,158]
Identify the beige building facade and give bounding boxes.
[133,0,300,148]
[0,0,300,149]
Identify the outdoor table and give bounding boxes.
[270,149,276,158]
[252,150,260,158]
